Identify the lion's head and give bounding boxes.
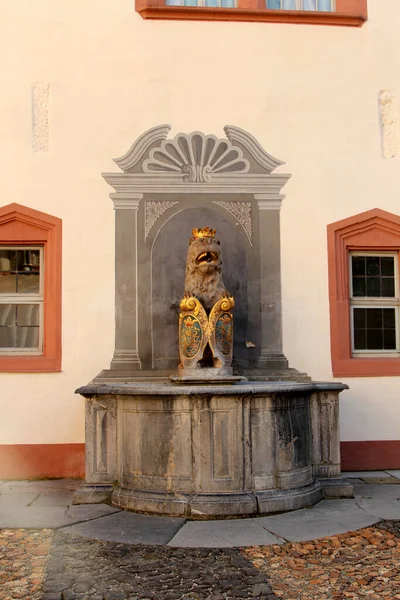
[183,228,228,312]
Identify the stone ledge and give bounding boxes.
[318,478,354,499]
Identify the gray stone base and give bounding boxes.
[171,368,244,385]
[256,353,289,370]
[256,481,322,514]
[110,482,322,519]
[76,379,348,520]
[73,484,114,505]
[318,478,354,499]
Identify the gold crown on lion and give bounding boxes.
[192,227,216,239]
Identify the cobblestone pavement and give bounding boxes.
[244,521,400,600]
[0,529,53,600]
[1,522,400,600]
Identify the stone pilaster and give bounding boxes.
[310,391,341,478]
[110,195,142,370]
[255,194,288,370]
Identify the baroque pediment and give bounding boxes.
[113,125,284,178]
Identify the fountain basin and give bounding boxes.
[75,381,349,517]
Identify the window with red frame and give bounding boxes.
[0,203,62,373]
[136,0,367,26]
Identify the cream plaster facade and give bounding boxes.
[1,0,400,452]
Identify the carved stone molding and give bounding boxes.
[224,125,284,173]
[143,132,250,182]
[214,200,252,245]
[112,195,142,210]
[103,173,291,195]
[114,124,171,172]
[255,194,284,211]
[145,200,179,241]
[105,125,290,194]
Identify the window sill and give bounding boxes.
[0,355,61,373]
[136,4,367,26]
[333,357,400,378]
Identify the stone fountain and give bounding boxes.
[75,125,352,517]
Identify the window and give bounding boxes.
[0,204,62,372]
[166,0,236,6]
[328,209,400,377]
[136,0,367,26]
[266,0,333,10]
[350,253,399,355]
[0,248,43,354]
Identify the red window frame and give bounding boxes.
[0,203,62,372]
[327,208,400,378]
[136,0,367,26]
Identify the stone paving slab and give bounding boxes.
[386,469,400,477]
[0,479,81,492]
[0,491,40,506]
[30,491,76,506]
[168,517,284,548]
[354,483,400,498]
[0,506,81,529]
[63,511,186,545]
[342,470,397,478]
[256,499,380,542]
[65,504,121,522]
[354,483,400,520]
[0,504,120,529]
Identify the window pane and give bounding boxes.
[353,308,366,329]
[304,0,316,10]
[165,0,183,4]
[0,305,16,326]
[0,325,39,348]
[221,0,236,6]
[318,0,331,11]
[384,329,396,350]
[352,277,366,297]
[367,329,383,350]
[16,304,40,327]
[0,248,41,294]
[0,303,40,348]
[267,0,281,7]
[0,249,14,271]
[353,307,397,352]
[17,274,40,294]
[282,0,296,8]
[366,308,382,329]
[184,0,198,5]
[354,328,366,350]
[366,257,380,276]
[382,277,395,297]
[352,256,396,298]
[383,309,396,329]
[366,277,380,297]
[381,257,394,276]
[0,273,17,293]
[352,256,365,276]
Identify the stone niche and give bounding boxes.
[101,124,293,376]
[75,125,352,517]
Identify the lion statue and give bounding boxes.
[183,227,229,312]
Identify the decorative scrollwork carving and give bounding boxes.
[214,200,252,245]
[143,132,249,181]
[145,200,179,241]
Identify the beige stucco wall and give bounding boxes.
[1,0,400,444]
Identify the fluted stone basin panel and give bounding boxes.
[75,381,347,518]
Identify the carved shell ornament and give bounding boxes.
[142,132,250,182]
